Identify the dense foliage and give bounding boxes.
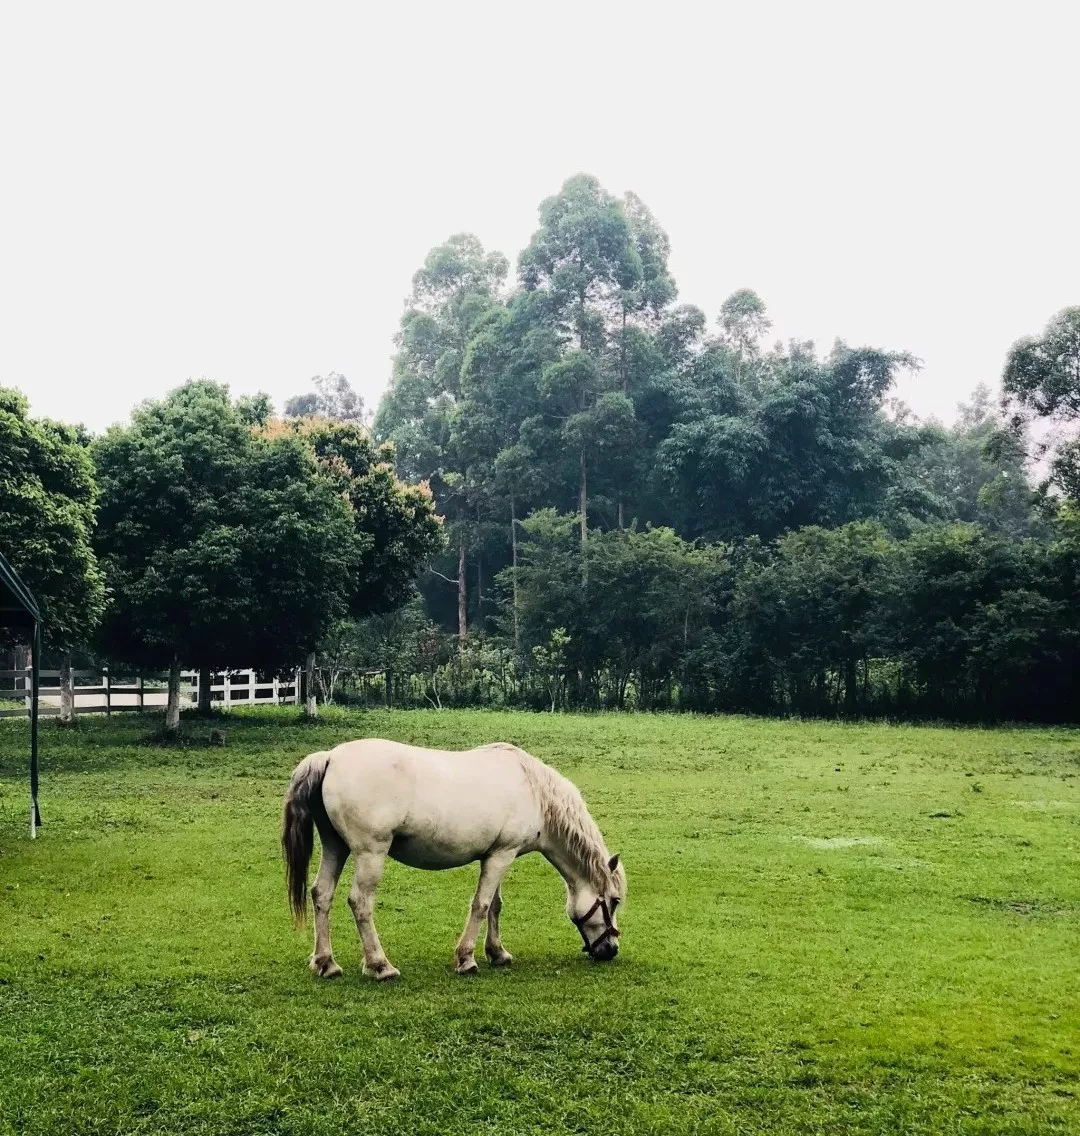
[322,515,1080,722]
[0,388,104,650]
[361,175,1077,722]
[90,381,441,726]
[1002,306,1080,500]
[2,175,1076,724]
[93,382,353,678]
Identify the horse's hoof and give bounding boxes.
[363,962,400,981]
[487,951,513,967]
[310,956,343,979]
[455,958,479,976]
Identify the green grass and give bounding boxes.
[1,708,1078,1134]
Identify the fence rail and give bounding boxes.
[0,668,300,719]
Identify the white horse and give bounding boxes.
[282,738,626,979]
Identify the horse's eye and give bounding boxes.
[610,897,620,911]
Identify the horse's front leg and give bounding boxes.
[347,844,399,980]
[455,849,517,975]
[484,884,513,967]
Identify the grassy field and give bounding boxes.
[1,708,1078,1135]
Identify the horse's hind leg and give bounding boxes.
[347,844,399,981]
[310,835,349,979]
[484,884,513,967]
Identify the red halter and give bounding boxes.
[571,897,620,954]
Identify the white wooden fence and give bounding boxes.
[0,668,301,719]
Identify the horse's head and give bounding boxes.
[569,853,625,962]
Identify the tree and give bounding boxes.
[879,525,1016,716]
[519,175,641,352]
[375,234,507,643]
[719,288,771,382]
[519,176,662,546]
[733,523,890,716]
[507,512,726,708]
[585,526,725,708]
[655,326,928,541]
[93,381,358,730]
[355,180,1080,725]
[274,417,443,714]
[1003,307,1080,419]
[283,392,319,418]
[502,509,586,689]
[335,597,444,708]
[531,627,571,712]
[0,388,105,720]
[409,234,508,336]
[1002,306,1080,500]
[538,351,604,549]
[287,419,443,615]
[621,193,677,326]
[284,372,368,423]
[455,302,551,651]
[903,386,1039,537]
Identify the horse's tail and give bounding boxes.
[282,750,334,926]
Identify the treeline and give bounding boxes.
[356,174,1079,722]
[1,382,441,730]
[319,514,1080,722]
[5,173,1079,726]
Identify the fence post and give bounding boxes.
[138,676,145,712]
[248,670,255,705]
[104,666,111,718]
[272,675,280,704]
[223,671,231,709]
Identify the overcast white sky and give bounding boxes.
[3,1,1076,434]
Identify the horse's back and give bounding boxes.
[325,737,529,785]
[320,738,542,866]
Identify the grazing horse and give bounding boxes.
[282,738,626,979]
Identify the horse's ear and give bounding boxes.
[608,854,620,872]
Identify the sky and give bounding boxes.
[3,1,1077,434]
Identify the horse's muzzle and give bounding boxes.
[590,941,618,962]
[573,897,620,961]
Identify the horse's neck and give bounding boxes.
[524,755,603,893]
[540,825,596,895]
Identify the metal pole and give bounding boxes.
[30,621,41,838]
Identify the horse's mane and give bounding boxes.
[497,744,624,897]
